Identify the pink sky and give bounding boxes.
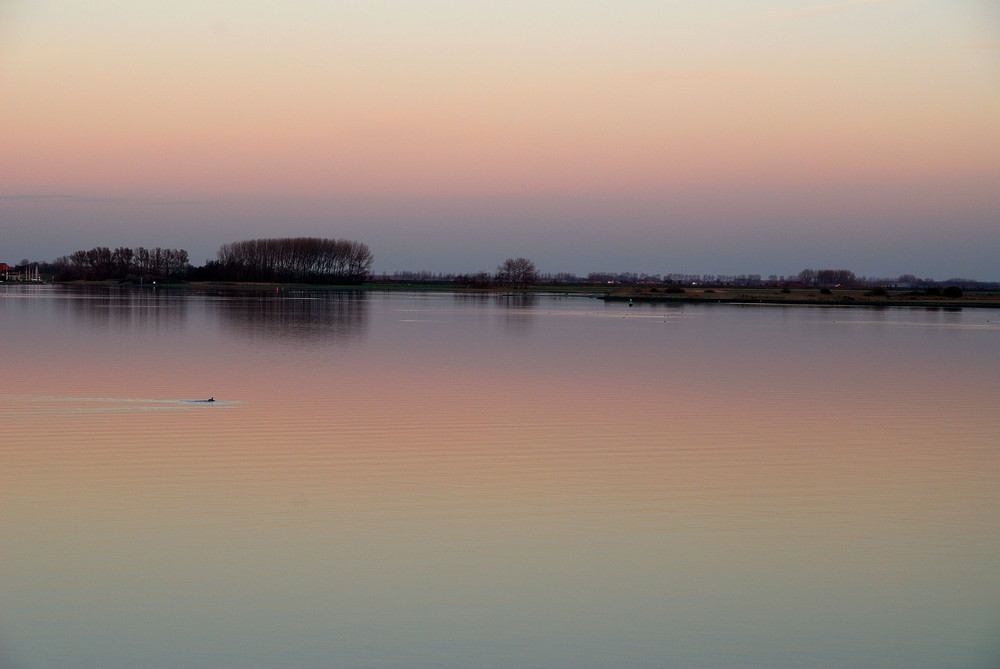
[2,1,999,277]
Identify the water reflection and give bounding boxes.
[451,292,493,307]
[55,285,190,333]
[493,293,539,333]
[2,288,999,669]
[216,290,369,345]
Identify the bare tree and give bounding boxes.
[496,257,538,289]
[134,247,150,275]
[112,247,134,279]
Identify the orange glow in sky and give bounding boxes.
[2,1,999,277]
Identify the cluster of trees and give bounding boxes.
[43,237,373,285]
[794,269,857,286]
[206,237,374,284]
[55,246,190,281]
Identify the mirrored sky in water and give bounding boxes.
[2,286,999,668]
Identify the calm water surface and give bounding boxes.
[2,285,999,668]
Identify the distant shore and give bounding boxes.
[30,279,1000,309]
[599,286,1000,308]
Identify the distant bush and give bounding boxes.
[866,287,888,296]
[924,286,942,296]
[664,286,685,294]
[780,287,791,294]
[819,287,832,295]
[942,286,963,298]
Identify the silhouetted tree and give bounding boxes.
[495,257,538,289]
[111,247,134,279]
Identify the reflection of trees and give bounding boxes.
[495,293,538,309]
[451,292,492,307]
[494,293,537,334]
[51,286,369,346]
[61,285,188,333]
[218,291,369,346]
[450,292,539,309]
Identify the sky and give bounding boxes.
[2,0,999,279]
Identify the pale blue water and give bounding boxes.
[2,285,999,668]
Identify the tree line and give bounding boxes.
[49,237,373,284]
[204,237,373,284]
[19,244,997,289]
[55,246,190,281]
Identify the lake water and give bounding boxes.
[2,284,999,669]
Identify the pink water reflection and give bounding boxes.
[2,286,999,668]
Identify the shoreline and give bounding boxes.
[601,287,1000,309]
[20,280,1000,309]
